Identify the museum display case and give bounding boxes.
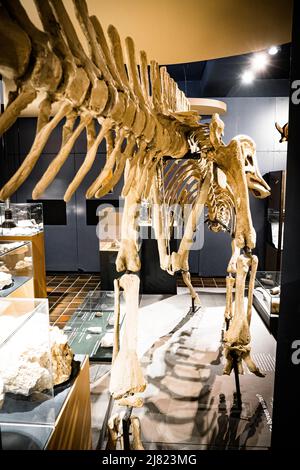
[0,203,47,298]
[0,297,92,450]
[0,297,55,449]
[264,171,286,271]
[253,271,281,336]
[99,205,122,252]
[0,202,43,237]
[63,290,124,362]
[0,240,34,298]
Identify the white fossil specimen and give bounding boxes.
[0,316,73,401]
[0,271,12,290]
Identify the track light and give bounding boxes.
[251,52,269,71]
[268,45,279,55]
[241,70,255,85]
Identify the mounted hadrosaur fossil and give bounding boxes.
[0,0,270,415]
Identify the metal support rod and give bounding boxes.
[231,351,242,411]
[122,406,133,450]
[225,317,242,411]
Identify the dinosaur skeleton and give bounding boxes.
[0,0,271,412]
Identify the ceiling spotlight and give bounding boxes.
[241,70,255,84]
[251,52,269,71]
[268,45,279,55]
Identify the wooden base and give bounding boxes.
[0,232,47,297]
[7,278,34,298]
[46,356,92,450]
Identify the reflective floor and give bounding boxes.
[45,276,275,450]
[89,289,276,450]
[46,274,101,327]
[46,274,226,328]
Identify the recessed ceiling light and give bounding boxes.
[241,70,255,84]
[268,46,279,55]
[251,52,269,71]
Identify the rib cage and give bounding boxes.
[206,181,235,233]
[158,157,235,237]
[163,158,209,207]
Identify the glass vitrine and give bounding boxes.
[0,297,55,449]
[253,271,281,335]
[0,241,33,297]
[0,202,43,237]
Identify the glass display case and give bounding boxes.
[253,271,281,335]
[98,205,143,251]
[264,171,286,271]
[0,241,33,298]
[0,297,55,449]
[63,290,125,362]
[267,208,284,251]
[0,202,43,237]
[98,205,122,252]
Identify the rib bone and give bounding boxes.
[32,113,91,199]
[0,102,72,201]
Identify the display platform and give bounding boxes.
[0,355,91,450]
[253,271,280,337]
[97,289,276,450]
[0,276,31,298]
[63,291,125,362]
[0,240,34,298]
[0,234,46,298]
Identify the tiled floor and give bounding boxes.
[47,274,101,327]
[177,276,227,288]
[46,276,272,450]
[46,273,226,328]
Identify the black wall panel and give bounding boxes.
[272,2,300,448]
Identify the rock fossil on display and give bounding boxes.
[0,262,10,273]
[87,326,102,334]
[100,332,114,348]
[0,316,73,403]
[49,326,74,386]
[0,271,12,290]
[14,256,33,270]
[95,311,103,317]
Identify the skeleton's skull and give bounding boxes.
[239,136,270,199]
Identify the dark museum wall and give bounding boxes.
[0,96,288,275]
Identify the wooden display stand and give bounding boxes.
[0,232,47,298]
[46,356,92,450]
[8,278,34,298]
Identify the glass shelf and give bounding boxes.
[0,297,55,448]
[63,291,125,362]
[0,241,33,297]
[0,203,43,237]
[253,271,281,335]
